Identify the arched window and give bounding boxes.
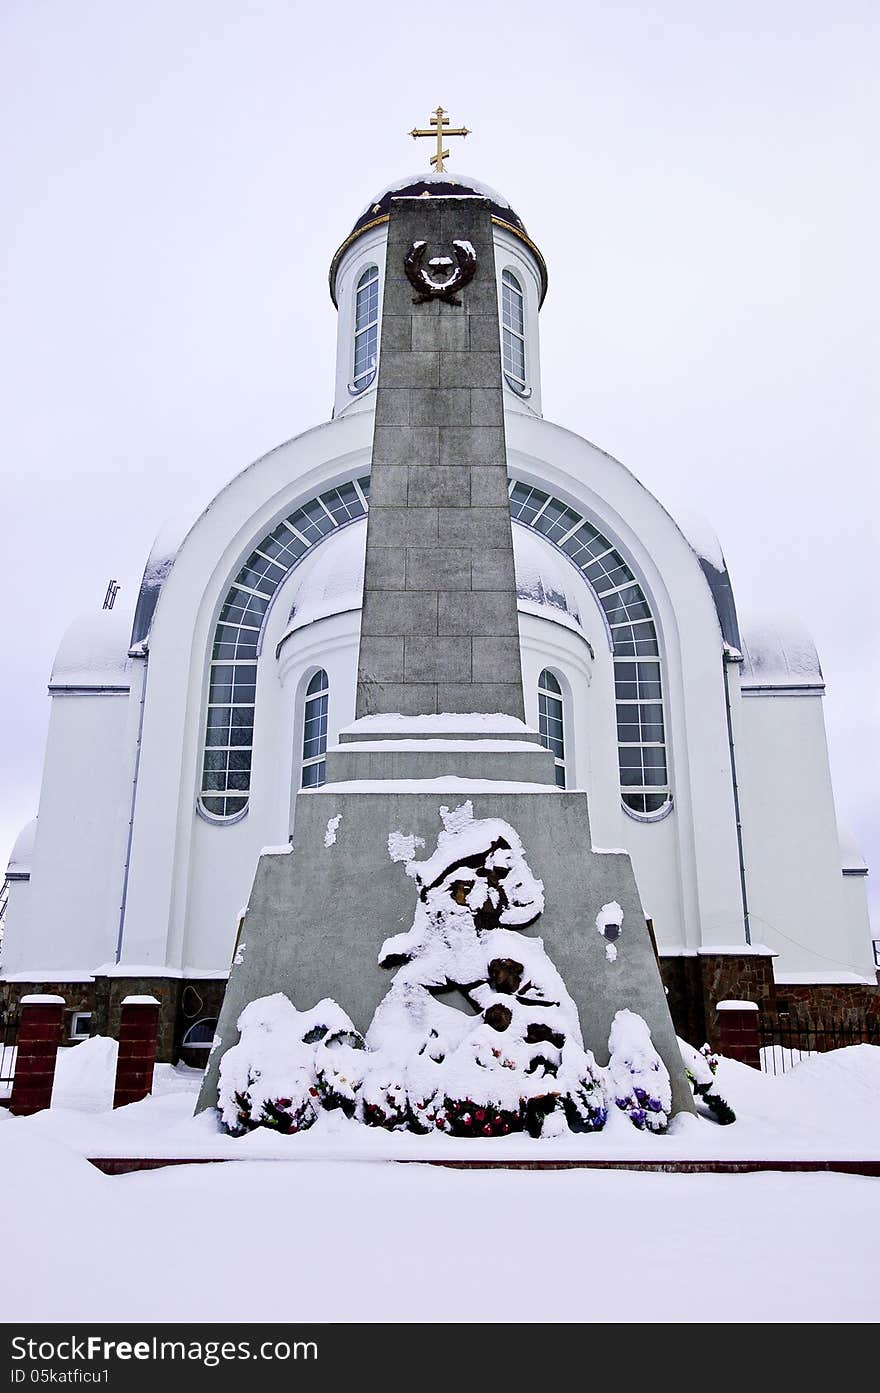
[182,1018,217,1050]
[509,481,670,816]
[538,669,566,788]
[352,265,379,392]
[199,476,369,820]
[200,475,669,822]
[301,670,330,788]
[501,269,527,393]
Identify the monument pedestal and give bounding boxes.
[198,723,694,1118]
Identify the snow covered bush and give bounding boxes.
[677,1037,736,1125]
[218,994,361,1136]
[608,1009,672,1131]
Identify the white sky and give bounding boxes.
[1,1,877,931]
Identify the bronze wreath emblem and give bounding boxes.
[404,238,477,306]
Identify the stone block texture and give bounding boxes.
[357,196,524,719]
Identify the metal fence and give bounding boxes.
[0,1010,19,1093]
[759,1016,880,1075]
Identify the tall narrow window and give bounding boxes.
[501,268,527,392]
[538,669,566,788]
[301,670,330,788]
[352,265,379,392]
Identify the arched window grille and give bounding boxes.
[509,482,670,816]
[352,265,380,392]
[199,476,370,819]
[538,669,566,788]
[301,670,330,788]
[501,269,527,392]
[199,473,668,821]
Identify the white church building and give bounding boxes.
[2,170,875,1059]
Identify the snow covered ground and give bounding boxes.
[2,1044,879,1322]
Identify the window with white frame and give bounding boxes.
[538,669,566,788]
[69,1011,92,1041]
[501,268,527,392]
[352,265,380,392]
[301,670,330,788]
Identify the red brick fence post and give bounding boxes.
[716,999,761,1069]
[9,994,65,1116]
[113,995,160,1109]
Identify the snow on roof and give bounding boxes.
[739,617,823,688]
[513,524,586,628]
[358,171,514,219]
[6,817,36,877]
[838,827,868,873]
[49,607,134,690]
[282,517,590,639]
[131,492,212,647]
[673,507,726,574]
[285,521,366,634]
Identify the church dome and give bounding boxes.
[329,171,547,306]
[282,518,587,640]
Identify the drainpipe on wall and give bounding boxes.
[115,651,149,963]
[723,655,751,945]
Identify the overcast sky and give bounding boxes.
[2,1,877,933]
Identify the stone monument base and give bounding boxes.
[198,731,694,1118]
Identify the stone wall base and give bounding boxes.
[0,977,227,1064]
[659,954,880,1049]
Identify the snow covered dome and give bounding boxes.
[329,171,548,306]
[740,618,823,689]
[5,817,36,879]
[282,518,588,639]
[285,522,366,634]
[512,524,587,629]
[49,608,134,691]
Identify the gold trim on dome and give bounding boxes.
[328,215,390,305]
[328,210,547,307]
[491,217,548,303]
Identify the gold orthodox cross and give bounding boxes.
[409,106,470,172]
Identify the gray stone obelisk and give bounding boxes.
[357,197,524,719]
[197,193,695,1121]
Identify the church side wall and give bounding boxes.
[736,689,874,978]
[117,415,373,972]
[3,692,131,974]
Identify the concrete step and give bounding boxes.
[324,738,557,785]
[337,717,542,745]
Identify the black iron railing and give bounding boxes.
[759,1015,879,1075]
